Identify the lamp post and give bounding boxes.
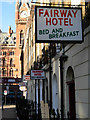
[49,43,52,113]
[59,45,68,120]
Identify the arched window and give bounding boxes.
[20,30,24,45]
[10,58,13,67]
[3,58,6,66]
[2,68,6,76]
[9,68,13,77]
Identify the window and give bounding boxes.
[9,68,13,76]
[9,51,14,55]
[20,30,24,45]
[2,68,6,76]
[10,58,13,67]
[3,51,6,56]
[3,58,6,66]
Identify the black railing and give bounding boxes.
[16,98,42,120]
[83,2,90,29]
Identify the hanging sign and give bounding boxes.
[31,70,45,79]
[35,6,83,43]
[23,75,30,81]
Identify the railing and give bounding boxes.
[83,2,90,29]
[16,98,42,120]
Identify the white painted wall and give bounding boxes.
[63,25,90,118]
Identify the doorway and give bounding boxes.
[66,66,76,119]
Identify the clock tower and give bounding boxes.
[15,0,30,78]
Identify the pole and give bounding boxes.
[35,42,37,116]
[38,79,40,118]
[60,56,64,120]
[5,95,6,105]
[49,43,52,111]
[35,80,36,115]
[42,79,45,102]
[60,44,68,120]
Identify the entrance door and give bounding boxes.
[69,81,76,119]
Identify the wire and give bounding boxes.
[31,1,87,7]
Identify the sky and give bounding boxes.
[0,1,16,32]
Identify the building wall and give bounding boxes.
[63,26,90,118]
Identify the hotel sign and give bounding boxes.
[31,70,45,80]
[35,6,83,43]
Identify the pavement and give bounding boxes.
[2,105,18,120]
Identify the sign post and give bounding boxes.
[4,90,7,105]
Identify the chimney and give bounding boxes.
[8,26,12,37]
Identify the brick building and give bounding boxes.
[0,26,23,104]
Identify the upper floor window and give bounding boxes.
[3,51,6,56]
[9,51,14,55]
[10,58,13,67]
[20,30,24,45]
[2,68,6,76]
[2,58,6,66]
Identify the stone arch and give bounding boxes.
[66,66,74,82]
[52,73,58,111]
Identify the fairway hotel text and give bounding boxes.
[39,9,78,26]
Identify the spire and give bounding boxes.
[16,0,19,9]
[16,0,19,3]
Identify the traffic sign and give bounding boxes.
[4,90,7,95]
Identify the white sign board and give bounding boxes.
[35,6,83,43]
[31,70,45,79]
[23,75,30,81]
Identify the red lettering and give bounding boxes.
[46,18,51,25]
[64,18,68,26]
[69,18,73,26]
[52,18,58,25]
[72,10,77,18]
[50,9,53,17]
[39,9,43,17]
[44,9,49,17]
[54,10,59,17]
[60,10,67,17]
[58,18,63,25]
[67,10,72,17]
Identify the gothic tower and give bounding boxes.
[15,0,30,78]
